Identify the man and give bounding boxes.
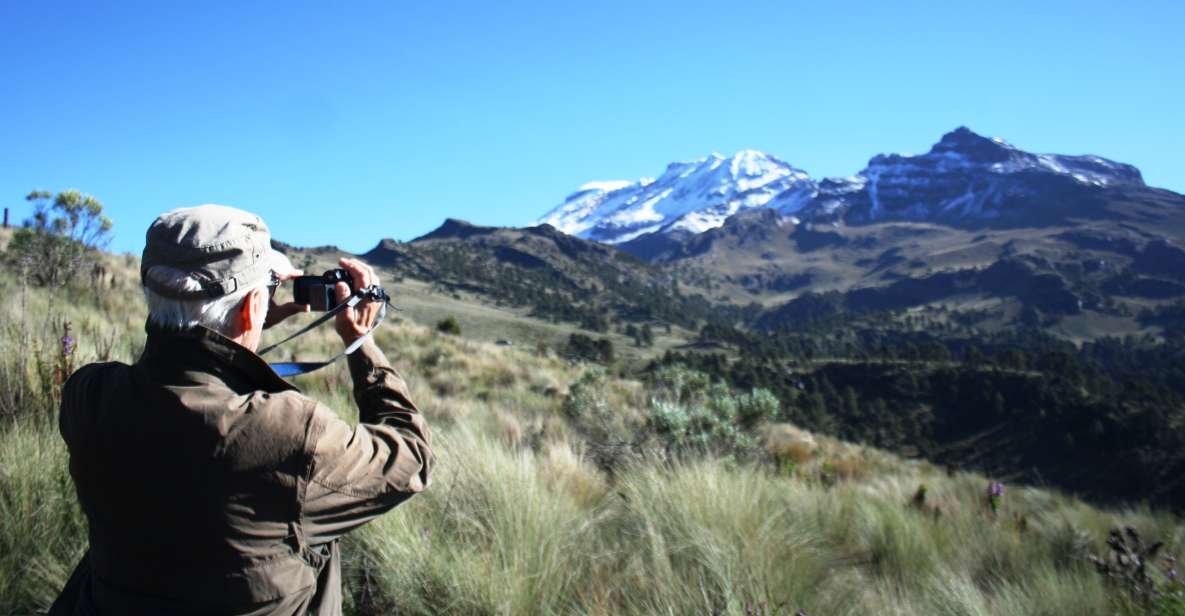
[50,205,433,615]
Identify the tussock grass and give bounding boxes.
[0,261,1182,615]
[0,420,87,611]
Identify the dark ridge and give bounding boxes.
[1134,240,1185,282]
[1102,275,1185,299]
[360,238,406,267]
[619,210,787,263]
[493,245,549,269]
[525,223,619,262]
[927,126,1016,163]
[791,227,848,252]
[617,229,696,262]
[1054,230,1142,256]
[756,258,1082,330]
[270,239,344,255]
[413,218,498,242]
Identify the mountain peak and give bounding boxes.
[929,126,1017,163]
[727,149,789,178]
[413,218,496,242]
[537,149,813,243]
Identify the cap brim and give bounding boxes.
[265,249,300,278]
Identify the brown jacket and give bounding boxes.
[50,325,433,615]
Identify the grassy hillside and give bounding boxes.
[1,241,1183,615]
[359,219,735,334]
[627,203,1185,344]
[274,235,701,365]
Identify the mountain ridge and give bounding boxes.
[537,127,1169,246]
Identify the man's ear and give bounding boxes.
[239,287,269,332]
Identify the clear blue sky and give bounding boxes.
[2,1,1182,254]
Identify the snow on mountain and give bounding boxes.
[800,127,1146,224]
[535,150,813,244]
[537,127,1148,244]
[536,179,652,237]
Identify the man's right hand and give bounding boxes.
[333,257,384,347]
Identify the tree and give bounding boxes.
[625,324,640,346]
[7,190,112,287]
[579,312,609,333]
[565,334,614,363]
[641,324,655,347]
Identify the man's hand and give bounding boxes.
[333,257,384,347]
[263,269,309,329]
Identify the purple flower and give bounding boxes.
[986,481,1005,513]
[61,333,75,356]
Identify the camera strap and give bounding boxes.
[259,285,392,377]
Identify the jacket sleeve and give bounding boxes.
[300,339,433,545]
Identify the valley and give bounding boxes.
[269,127,1185,512]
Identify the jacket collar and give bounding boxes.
[139,322,299,394]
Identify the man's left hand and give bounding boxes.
[264,269,309,329]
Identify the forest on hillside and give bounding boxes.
[661,320,1185,510]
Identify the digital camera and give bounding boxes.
[293,269,354,311]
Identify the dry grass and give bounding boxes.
[0,260,1182,615]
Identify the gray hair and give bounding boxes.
[143,265,269,337]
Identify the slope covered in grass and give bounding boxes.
[0,248,1182,615]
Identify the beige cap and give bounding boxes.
[141,205,294,300]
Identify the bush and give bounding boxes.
[647,364,711,403]
[560,368,643,471]
[6,190,112,287]
[642,366,763,456]
[564,333,613,363]
[435,315,461,335]
[737,388,780,427]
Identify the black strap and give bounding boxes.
[261,286,393,377]
[257,296,358,357]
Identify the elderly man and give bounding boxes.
[50,205,433,615]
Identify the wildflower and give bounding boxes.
[56,322,77,386]
[987,481,1004,514]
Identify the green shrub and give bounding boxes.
[564,333,613,363]
[561,368,637,458]
[647,400,691,439]
[435,315,461,335]
[736,387,780,427]
[641,366,775,456]
[647,364,711,403]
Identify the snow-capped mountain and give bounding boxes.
[536,150,815,244]
[536,127,1150,244]
[799,126,1146,224]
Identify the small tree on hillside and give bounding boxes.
[7,190,113,287]
[625,324,640,346]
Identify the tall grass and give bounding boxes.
[0,259,1182,615]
